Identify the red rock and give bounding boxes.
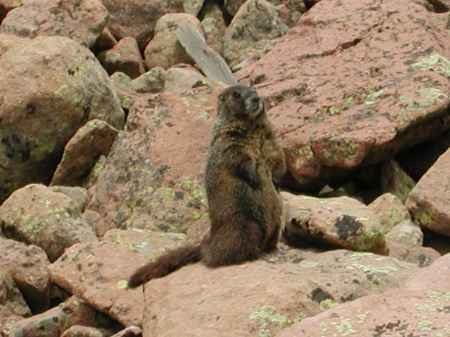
[0,0,108,48]
[6,297,113,337]
[283,192,386,253]
[0,272,31,334]
[238,0,450,190]
[144,13,203,69]
[98,37,145,79]
[277,253,450,337]
[387,241,440,267]
[224,0,288,70]
[51,120,118,187]
[101,0,183,48]
[86,87,220,236]
[201,3,226,56]
[407,148,450,236]
[49,229,188,326]
[142,249,417,337]
[0,237,50,312]
[368,193,410,233]
[0,184,97,262]
[0,33,28,57]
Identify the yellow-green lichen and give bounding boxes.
[320,299,338,311]
[411,53,450,78]
[414,208,434,226]
[352,228,385,252]
[400,87,447,111]
[365,89,384,106]
[335,319,356,336]
[249,306,295,337]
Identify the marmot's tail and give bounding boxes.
[128,244,202,288]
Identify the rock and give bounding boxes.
[0,33,28,57]
[0,0,108,48]
[224,0,246,16]
[386,220,423,248]
[238,0,450,190]
[0,36,124,201]
[380,160,415,203]
[131,67,166,94]
[164,66,206,94]
[407,148,450,236]
[368,193,410,233]
[201,2,226,55]
[0,184,97,261]
[98,37,145,79]
[61,326,115,337]
[142,249,417,337]
[110,326,142,337]
[0,0,22,22]
[101,0,183,48]
[49,229,188,326]
[277,253,450,337]
[224,0,288,70]
[226,0,306,26]
[110,72,136,111]
[0,237,50,313]
[183,0,204,16]
[49,186,88,213]
[144,13,203,69]
[0,272,31,333]
[93,28,117,53]
[5,297,116,337]
[283,192,386,253]
[51,120,119,187]
[387,242,440,267]
[86,87,219,236]
[81,210,102,236]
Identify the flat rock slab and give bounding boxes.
[49,229,187,326]
[142,250,417,337]
[86,87,221,236]
[277,253,450,337]
[407,148,450,236]
[239,0,450,189]
[283,193,385,253]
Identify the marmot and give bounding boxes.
[128,85,286,287]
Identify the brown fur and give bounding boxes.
[128,85,285,288]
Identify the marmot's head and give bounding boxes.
[218,85,265,121]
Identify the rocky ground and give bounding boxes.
[0,0,449,336]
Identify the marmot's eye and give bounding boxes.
[232,91,241,99]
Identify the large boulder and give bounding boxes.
[142,250,417,337]
[101,0,183,48]
[238,0,450,190]
[224,0,288,70]
[0,36,124,201]
[86,86,220,236]
[0,184,97,262]
[407,148,450,236]
[277,253,450,337]
[0,0,108,48]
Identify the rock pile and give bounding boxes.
[0,0,449,336]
